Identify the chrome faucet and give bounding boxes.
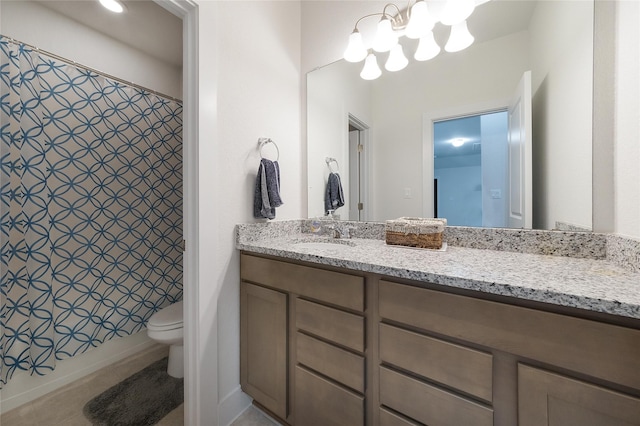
[325,214,356,239]
[335,223,356,239]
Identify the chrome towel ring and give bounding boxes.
[325,157,339,173]
[258,137,280,161]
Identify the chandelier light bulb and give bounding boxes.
[427,0,446,23]
[440,0,476,26]
[372,17,398,53]
[405,0,435,39]
[360,53,382,80]
[414,31,441,61]
[385,44,409,72]
[445,20,474,52]
[343,29,368,62]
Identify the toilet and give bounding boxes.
[147,301,184,378]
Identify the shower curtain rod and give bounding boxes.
[2,36,182,104]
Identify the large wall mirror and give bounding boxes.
[307,0,594,231]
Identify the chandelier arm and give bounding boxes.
[405,0,415,20]
[354,12,385,30]
[383,3,403,25]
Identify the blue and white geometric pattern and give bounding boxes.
[0,37,183,387]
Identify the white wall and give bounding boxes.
[529,0,593,230]
[0,0,182,100]
[301,1,388,74]
[307,60,372,219]
[199,2,303,425]
[435,164,482,226]
[300,1,389,217]
[614,0,640,239]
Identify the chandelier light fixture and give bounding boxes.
[344,0,485,80]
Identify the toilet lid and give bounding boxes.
[148,301,183,329]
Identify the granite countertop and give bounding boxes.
[236,223,640,320]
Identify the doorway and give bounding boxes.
[348,114,370,221]
[433,111,509,227]
[423,72,532,229]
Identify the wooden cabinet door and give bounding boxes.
[240,282,288,419]
[518,364,640,426]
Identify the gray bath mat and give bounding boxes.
[83,357,183,425]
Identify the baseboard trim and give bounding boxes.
[219,385,252,426]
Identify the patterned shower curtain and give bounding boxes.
[0,37,183,387]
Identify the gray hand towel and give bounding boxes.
[254,158,283,219]
[324,172,344,214]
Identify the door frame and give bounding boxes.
[422,99,508,218]
[154,1,200,424]
[348,114,370,221]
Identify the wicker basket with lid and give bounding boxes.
[385,217,447,249]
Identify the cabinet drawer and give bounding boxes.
[380,367,493,426]
[296,332,365,393]
[296,299,364,352]
[241,254,364,311]
[518,364,640,426]
[379,280,640,390]
[295,365,364,426]
[380,323,493,402]
[379,407,419,426]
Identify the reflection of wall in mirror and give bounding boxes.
[370,30,531,223]
[304,0,595,231]
[529,0,593,230]
[371,0,593,228]
[307,60,372,219]
[613,0,640,239]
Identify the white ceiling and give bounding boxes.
[34,0,183,68]
[35,0,536,159]
[33,0,536,76]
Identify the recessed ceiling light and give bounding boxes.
[451,138,466,147]
[99,0,126,13]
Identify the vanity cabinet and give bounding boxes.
[240,253,365,425]
[518,364,640,426]
[240,282,288,419]
[241,252,640,425]
[378,279,640,426]
[295,298,365,425]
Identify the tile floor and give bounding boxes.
[0,344,182,426]
[231,406,282,426]
[0,344,282,426]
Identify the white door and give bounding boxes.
[507,71,532,229]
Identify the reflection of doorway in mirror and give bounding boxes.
[348,114,369,221]
[433,111,509,227]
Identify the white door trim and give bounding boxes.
[154,1,200,424]
[348,114,370,221]
[507,71,533,229]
